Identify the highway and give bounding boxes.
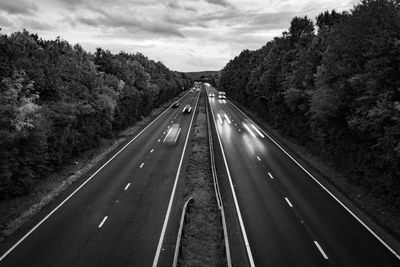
[0,89,200,266]
[205,84,400,267]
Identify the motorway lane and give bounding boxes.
[206,84,400,266]
[0,90,200,266]
[208,90,325,266]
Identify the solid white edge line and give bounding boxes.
[124,183,131,190]
[98,216,108,228]
[268,172,274,179]
[209,97,255,267]
[285,197,293,208]
[152,92,200,267]
[314,241,329,259]
[228,99,400,260]
[0,91,191,262]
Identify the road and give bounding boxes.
[0,90,200,266]
[206,84,400,267]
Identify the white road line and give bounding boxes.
[285,197,293,208]
[140,163,144,168]
[98,216,108,228]
[227,99,400,260]
[314,241,329,259]
[257,156,261,161]
[150,148,154,153]
[238,129,241,132]
[268,172,274,179]
[152,92,200,267]
[158,139,161,142]
[0,91,191,262]
[124,183,131,190]
[209,97,255,267]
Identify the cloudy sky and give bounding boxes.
[1,0,358,72]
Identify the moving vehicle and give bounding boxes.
[209,93,215,97]
[164,123,181,143]
[172,101,180,107]
[218,91,226,99]
[183,104,192,113]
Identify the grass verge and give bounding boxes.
[178,90,226,266]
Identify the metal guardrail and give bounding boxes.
[206,95,232,267]
[173,197,193,267]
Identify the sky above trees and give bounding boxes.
[0,0,358,71]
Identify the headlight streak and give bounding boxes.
[251,124,264,138]
[224,114,231,124]
[243,123,256,138]
[217,114,223,124]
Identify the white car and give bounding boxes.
[164,124,181,143]
[183,104,192,113]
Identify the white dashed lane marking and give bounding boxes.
[98,216,108,228]
[314,241,329,259]
[285,197,293,208]
[124,183,131,190]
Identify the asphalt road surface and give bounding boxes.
[206,84,400,267]
[0,90,200,266]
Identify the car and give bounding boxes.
[172,101,180,107]
[218,91,226,99]
[209,93,215,97]
[164,123,181,143]
[196,88,200,92]
[183,104,192,113]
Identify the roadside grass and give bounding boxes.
[0,95,183,242]
[178,91,226,266]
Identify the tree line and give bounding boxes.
[0,30,192,200]
[219,0,400,205]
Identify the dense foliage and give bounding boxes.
[0,30,192,199]
[219,0,400,205]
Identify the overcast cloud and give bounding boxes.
[0,0,359,71]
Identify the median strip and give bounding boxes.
[177,87,226,266]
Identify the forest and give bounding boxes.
[219,0,400,206]
[0,30,192,200]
